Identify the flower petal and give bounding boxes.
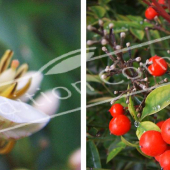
[17,71,43,102]
[0,68,16,91]
[33,90,60,116]
[0,96,50,140]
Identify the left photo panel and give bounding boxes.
[0,1,80,170]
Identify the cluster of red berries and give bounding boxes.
[145,0,166,20]
[109,103,131,136]
[140,119,170,170]
[148,55,168,76]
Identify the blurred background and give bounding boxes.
[0,0,80,170]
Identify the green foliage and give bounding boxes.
[141,84,170,120]
[87,141,102,168]
[128,95,138,121]
[136,121,161,139]
[87,0,170,169]
[107,141,126,163]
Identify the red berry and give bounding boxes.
[161,118,170,144]
[157,121,165,129]
[155,153,162,162]
[148,55,168,76]
[155,146,170,162]
[139,130,167,157]
[159,0,166,4]
[152,0,167,9]
[109,115,131,136]
[109,103,124,117]
[145,7,158,20]
[159,150,170,170]
[159,0,167,8]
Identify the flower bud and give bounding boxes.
[101,39,108,45]
[116,45,121,50]
[98,19,103,26]
[114,91,118,94]
[109,23,114,29]
[144,77,148,81]
[105,66,110,72]
[102,46,107,52]
[135,57,141,62]
[110,64,115,70]
[87,25,94,31]
[164,78,168,82]
[126,42,130,47]
[120,32,126,38]
[87,40,93,46]
[101,74,107,79]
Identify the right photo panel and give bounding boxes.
[86,0,170,169]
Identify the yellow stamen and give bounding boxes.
[0,139,15,154]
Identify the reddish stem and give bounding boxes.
[167,0,170,11]
[151,0,170,23]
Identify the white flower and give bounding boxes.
[32,90,60,116]
[0,96,50,140]
[17,71,43,102]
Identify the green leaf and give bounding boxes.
[87,141,101,168]
[128,95,138,121]
[87,74,102,83]
[107,141,126,163]
[87,16,98,25]
[136,121,160,140]
[141,84,170,120]
[130,28,144,40]
[121,136,138,147]
[127,15,143,22]
[104,21,152,30]
[150,30,161,39]
[116,14,130,21]
[90,6,106,18]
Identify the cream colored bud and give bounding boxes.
[110,64,115,70]
[102,46,107,52]
[98,19,104,26]
[116,45,121,50]
[126,42,130,47]
[135,57,141,62]
[144,77,148,81]
[105,66,110,72]
[87,40,93,46]
[109,23,114,29]
[114,91,118,94]
[120,32,126,38]
[101,74,107,79]
[87,25,94,31]
[101,39,108,45]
